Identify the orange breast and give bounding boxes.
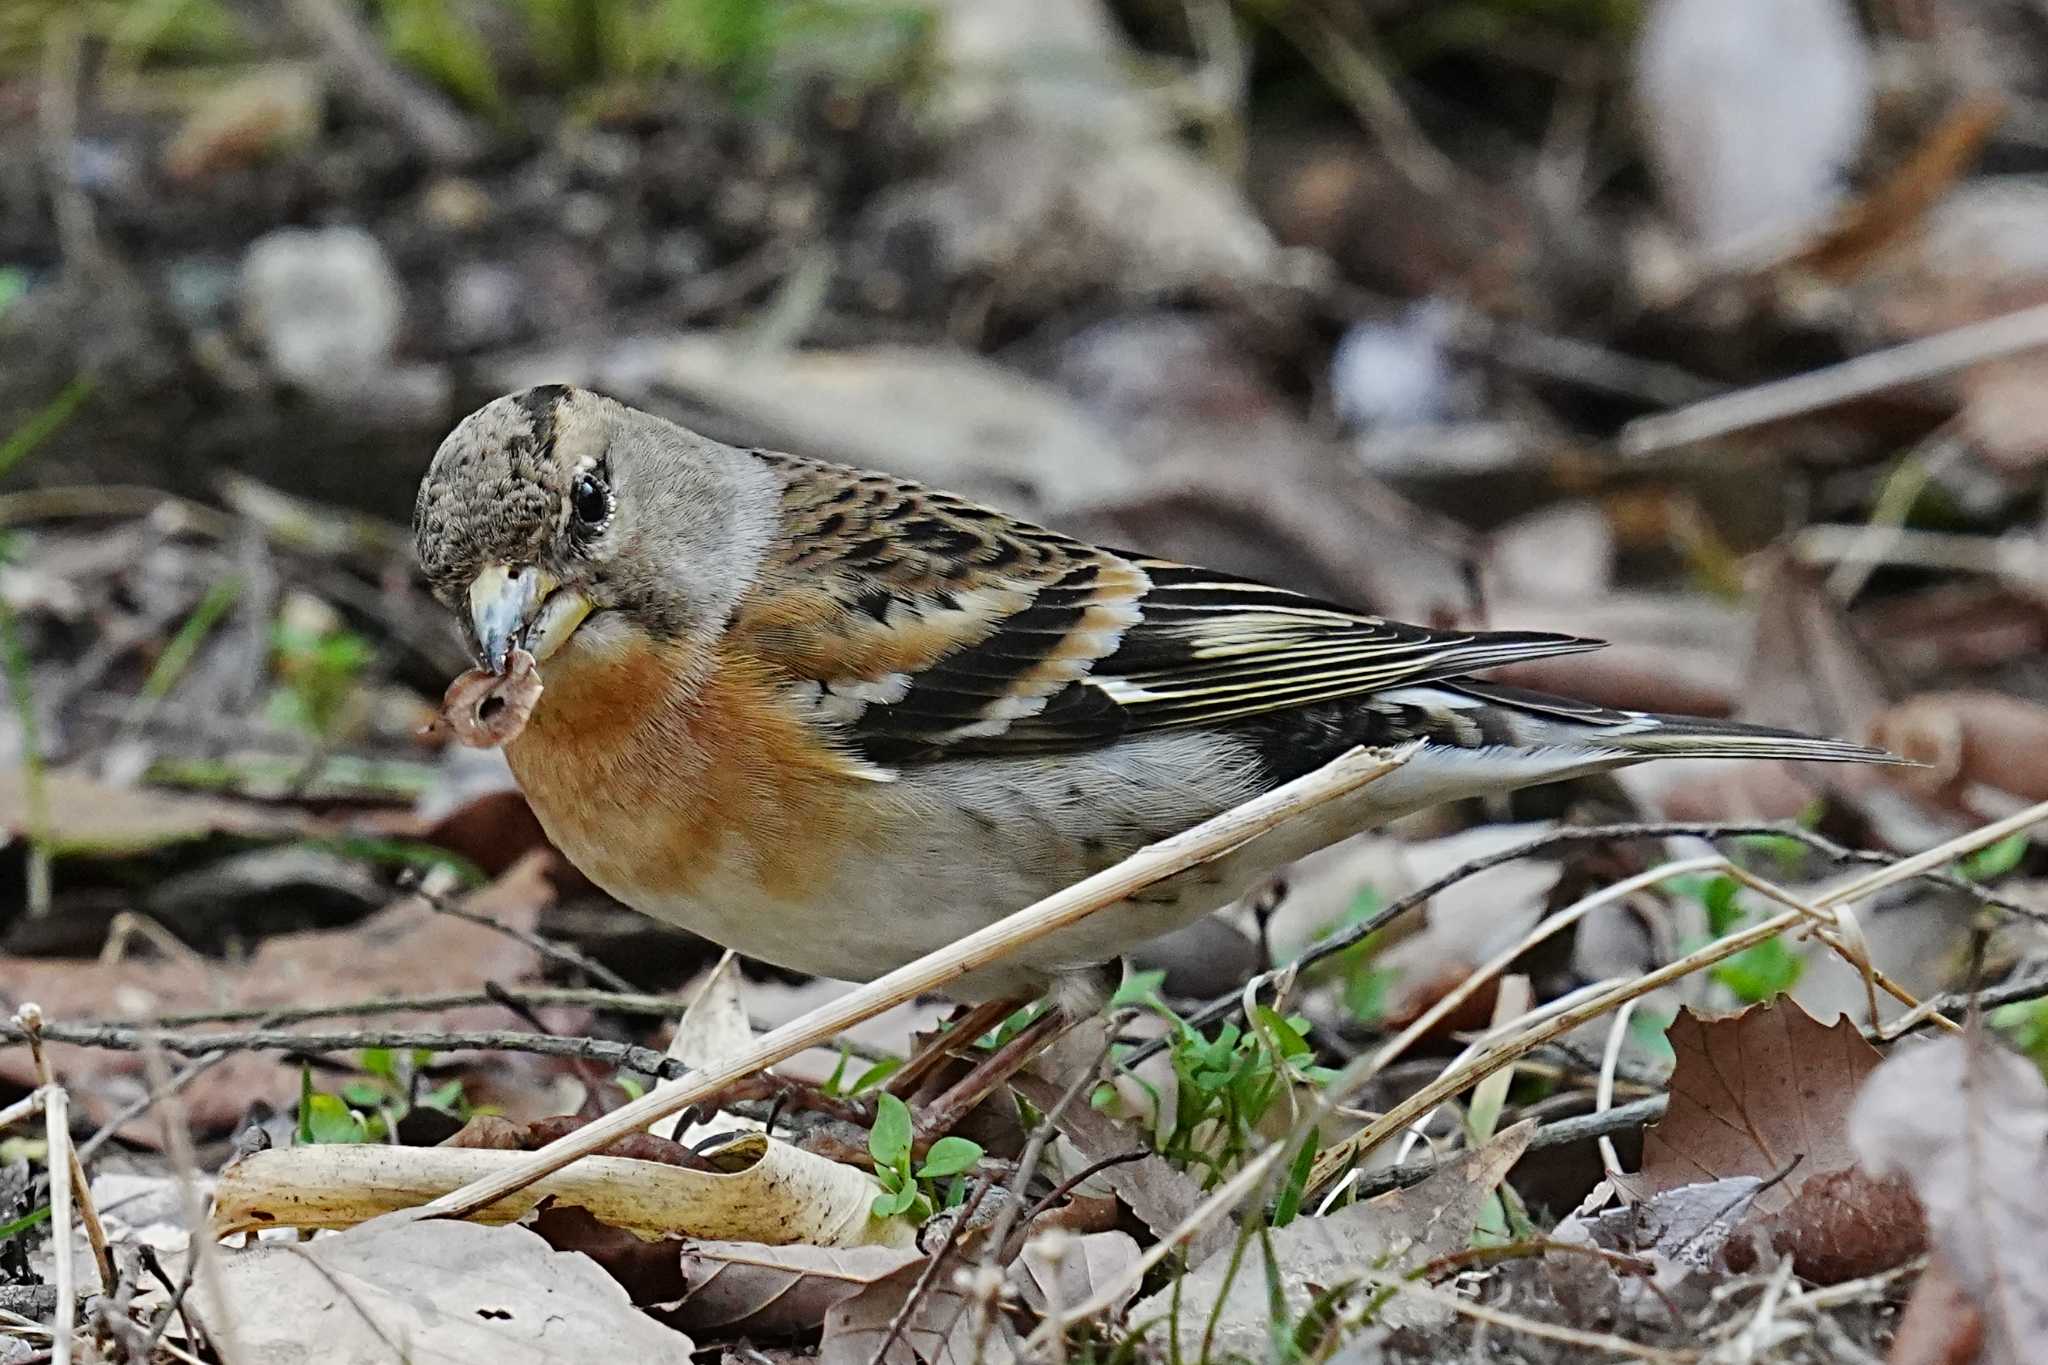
[504,634,873,909]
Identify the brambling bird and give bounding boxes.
[414,386,1895,1008]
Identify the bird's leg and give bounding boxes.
[910,1005,1073,1150]
[884,996,1026,1102]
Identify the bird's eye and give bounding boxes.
[570,471,610,529]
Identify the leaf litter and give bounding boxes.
[18,0,2048,1358]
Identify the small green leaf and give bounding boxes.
[1271,1135,1318,1228]
[301,1092,369,1144]
[822,1049,852,1096]
[917,1136,983,1179]
[1251,1006,1312,1061]
[0,1203,51,1241]
[340,1081,385,1109]
[1629,1006,1678,1068]
[1962,833,2030,883]
[359,1047,397,1080]
[0,267,27,316]
[869,1092,913,1166]
[1713,937,1803,1002]
[1734,832,1811,871]
[848,1057,902,1094]
[1110,969,1169,1010]
[1700,875,1742,935]
[1342,965,1398,1024]
[872,1179,919,1218]
[298,1066,317,1145]
[420,1080,466,1113]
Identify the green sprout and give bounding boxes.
[866,1093,982,1220]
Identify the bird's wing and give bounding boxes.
[728,456,1602,759]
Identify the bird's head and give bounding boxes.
[413,385,778,675]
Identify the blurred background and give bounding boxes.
[4,0,2048,1141]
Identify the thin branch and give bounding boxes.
[406,875,641,994]
[77,1009,294,1165]
[124,987,691,1030]
[14,1008,115,1296]
[0,1022,686,1079]
[45,1086,74,1365]
[1621,300,2048,455]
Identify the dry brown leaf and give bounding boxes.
[0,855,567,1137]
[1722,1163,1927,1284]
[1010,1071,1228,1265]
[1616,1000,1925,1284]
[819,1251,1017,1365]
[528,1201,689,1306]
[1618,1001,1882,1212]
[1853,1030,2048,1365]
[1134,1120,1534,1360]
[201,1211,695,1364]
[211,1129,916,1247]
[667,1239,922,1336]
[0,769,306,850]
[1010,1229,1141,1318]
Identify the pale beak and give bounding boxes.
[468,563,547,673]
[467,563,595,672]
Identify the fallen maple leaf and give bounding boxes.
[1617,999,1925,1283]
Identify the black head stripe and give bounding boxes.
[516,384,570,461]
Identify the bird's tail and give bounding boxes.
[1600,711,1902,764]
[1442,679,1903,765]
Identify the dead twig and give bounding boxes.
[0,1022,686,1078]
[12,1007,114,1298]
[43,1085,74,1365]
[129,987,690,1029]
[140,1046,232,1363]
[1310,799,2048,1195]
[405,871,641,994]
[1621,299,2048,455]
